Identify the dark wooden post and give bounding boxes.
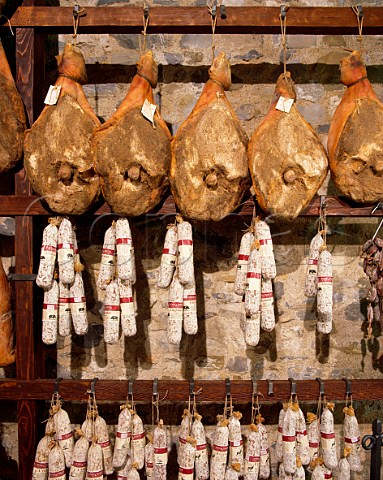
[15,0,45,477]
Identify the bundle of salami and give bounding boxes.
[304,229,333,334]
[235,217,276,347]
[157,216,198,344]
[36,217,88,344]
[98,218,137,344]
[32,391,74,479]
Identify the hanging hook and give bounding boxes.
[288,377,297,397]
[54,377,63,395]
[220,3,226,19]
[143,3,149,21]
[280,4,289,20]
[90,377,98,396]
[252,377,258,397]
[316,377,325,397]
[225,378,231,399]
[189,378,195,397]
[356,3,364,20]
[153,378,158,398]
[267,379,274,397]
[211,0,217,20]
[128,379,134,397]
[342,377,353,396]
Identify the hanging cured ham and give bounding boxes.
[24,43,100,215]
[171,52,249,221]
[248,72,328,220]
[0,39,26,173]
[328,51,383,203]
[92,51,172,216]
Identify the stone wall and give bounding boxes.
[1,0,383,478]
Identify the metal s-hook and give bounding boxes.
[316,377,325,397]
[128,379,134,397]
[280,4,289,20]
[54,377,63,395]
[356,3,364,20]
[267,379,274,397]
[342,377,352,397]
[189,378,195,397]
[252,378,258,397]
[90,377,98,396]
[153,378,158,398]
[211,0,217,20]
[220,3,227,19]
[143,3,149,21]
[225,378,231,399]
[288,377,297,397]
[73,4,81,19]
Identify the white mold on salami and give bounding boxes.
[118,279,137,337]
[32,435,51,480]
[243,424,260,480]
[320,405,338,469]
[183,283,198,335]
[177,221,195,287]
[48,443,66,480]
[245,312,260,347]
[191,413,209,480]
[260,278,275,332]
[86,442,104,480]
[113,405,132,470]
[131,412,145,470]
[53,406,74,467]
[228,411,243,472]
[235,231,253,296]
[58,218,75,285]
[157,225,178,289]
[69,432,89,479]
[42,279,59,345]
[317,249,333,333]
[58,280,71,337]
[94,415,113,475]
[167,274,184,344]
[70,272,88,336]
[210,417,229,480]
[116,218,135,283]
[98,224,116,290]
[36,222,58,290]
[103,279,120,344]
[245,247,262,316]
[304,232,324,298]
[254,219,276,279]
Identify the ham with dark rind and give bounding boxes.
[328,51,383,204]
[171,52,249,221]
[92,51,171,216]
[248,72,328,221]
[24,43,100,215]
[0,39,26,174]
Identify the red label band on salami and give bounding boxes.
[116,431,131,439]
[184,295,197,301]
[98,440,111,448]
[309,442,319,448]
[43,245,57,252]
[168,302,183,308]
[247,455,260,462]
[34,461,48,468]
[43,303,58,310]
[117,476,127,480]
[179,467,194,474]
[282,435,296,442]
[102,248,115,255]
[178,239,193,246]
[72,460,87,467]
[120,297,133,303]
[163,248,176,255]
[146,462,154,468]
[261,292,273,299]
[308,259,318,265]
[104,305,120,311]
[345,436,360,444]
[238,254,250,261]
[321,432,335,439]
[49,470,66,478]
[59,297,70,304]
[259,238,272,245]
[213,444,228,452]
[154,447,167,454]
[196,443,207,451]
[278,426,283,433]
[116,238,132,245]
[132,432,145,441]
[324,474,332,479]
[296,430,307,436]
[179,436,186,444]
[87,471,103,478]
[71,297,86,303]
[247,272,261,279]
[56,431,73,440]
[58,243,73,249]
[318,276,333,283]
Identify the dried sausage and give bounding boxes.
[158,225,178,289]
[119,279,136,337]
[153,420,168,480]
[131,411,145,469]
[183,283,198,335]
[145,435,154,478]
[317,249,333,334]
[234,231,253,296]
[304,233,324,297]
[86,443,103,480]
[113,405,132,469]
[69,431,89,479]
[228,411,243,472]
[275,406,286,463]
[58,218,75,285]
[116,218,135,283]
[296,407,310,465]
[70,272,88,336]
[282,405,297,475]
[36,221,58,290]
[32,435,51,480]
[320,405,338,469]
[245,247,262,316]
[245,312,260,347]
[257,419,270,479]
[42,280,59,345]
[177,220,195,287]
[103,279,120,344]
[167,274,184,344]
[191,413,209,480]
[260,278,275,332]
[210,417,229,480]
[243,424,260,480]
[254,219,276,279]
[98,223,116,290]
[343,405,362,472]
[58,280,71,337]
[94,415,113,475]
[307,413,320,464]
[178,436,196,480]
[48,442,66,480]
[53,406,74,467]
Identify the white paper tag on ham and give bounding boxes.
[141,99,157,126]
[275,96,294,113]
[44,85,61,105]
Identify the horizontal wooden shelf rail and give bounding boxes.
[0,379,380,402]
[0,194,381,217]
[1,6,383,35]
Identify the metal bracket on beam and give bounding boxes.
[8,274,37,281]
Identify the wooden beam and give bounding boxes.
[2,6,383,35]
[0,379,381,402]
[0,194,380,217]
